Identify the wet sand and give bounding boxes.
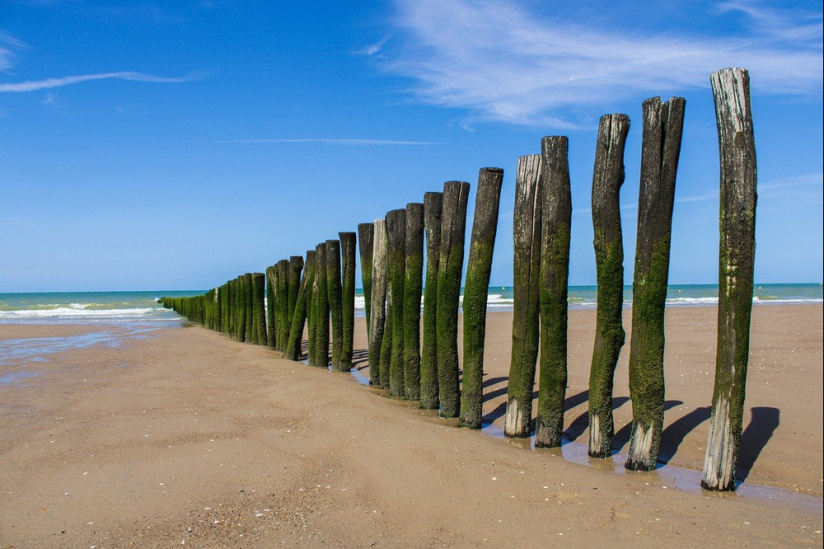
[1,304,821,546]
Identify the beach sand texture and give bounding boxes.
[1,304,821,546]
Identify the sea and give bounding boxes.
[0,284,821,325]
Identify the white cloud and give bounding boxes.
[0,31,26,72]
[379,0,823,127]
[0,71,198,93]
[199,138,441,146]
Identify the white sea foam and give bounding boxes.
[0,307,164,321]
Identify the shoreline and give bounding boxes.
[1,304,821,546]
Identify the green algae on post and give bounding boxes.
[244,273,255,344]
[358,223,375,340]
[588,114,630,458]
[460,168,503,429]
[313,242,330,368]
[505,155,543,438]
[266,267,277,348]
[420,192,443,410]
[403,203,424,401]
[702,68,757,492]
[369,219,388,387]
[287,255,304,338]
[339,232,357,372]
[326,239,344,371]
[251,272,268,346]
[437,181,470,418]
[535,137,572,448]
[626,96,686,472]
[285,250,315,362]
[386,208,407,397]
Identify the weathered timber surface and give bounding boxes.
[339,232,357,371]
[436,181,470,418]
[420,192,443,410]
[251,272,268,346]
[287,255,304,339]
[244,273,255,344]
[386,209,407,397]
[403,203,424,401]
[702,68,757,492]
[358,223,375,340]
[326,240,344,370]
[369,220,388,387]
[535,137,572,448]
[285,250,315,361]
[266,266,277,348]
[505,155,543,437]
[276,260,289,351]
[460,168,503,428]
[588,114,630,458]
[313,243,330,368]
[626,96,686,471]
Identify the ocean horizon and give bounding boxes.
[1,283,821,324]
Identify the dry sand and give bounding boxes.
[1,304,821,547]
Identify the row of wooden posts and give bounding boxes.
[161,68,757,492]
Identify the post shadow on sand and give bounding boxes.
[351,348,369,369]
[481,389,592,432]
[564,396,630,442]
[657,406,712,465]
[612,399,684,454]
[736,407,780,485]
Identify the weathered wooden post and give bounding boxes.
[588,113,630,458]
[369,220,388,386]
[358,223,375,338]
[244,273,255,344]
[276,260,290,351]
[285,250,316,361]
[326,239,345,370]
[266,267,277,348]
[386,208,407,397]
[313,242,330,368]
[235,275,247,343]
[307,254,317,364]
[702,68,757,492]
[437,181,470,418]
[460,168,504,428]
[339,232,357,372]
[288,255,304,334]
[535,137,572,448]
[420,192,443,410]
[626,96,686,471]
[403,203,425,401]
[252,272,268,346]
[505,155,543,437]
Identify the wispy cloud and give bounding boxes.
[0,31,26,72]
[378,0,822,128]
[0,71,199,93]
[200,138,441,146]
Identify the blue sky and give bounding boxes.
[1,0,821,292]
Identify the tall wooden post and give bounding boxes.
[326,239,345,371]
[437,181,470,418]
[369,220,388,386]
[288,255,304,336]
[386,208,407,397]
[252,272,268,346]
[535,137,572,448]
[404,203,425,401]
[276,260,290,351]
[286,250,316,361]
[244,273,255,344]
[340,231,357,372]
[702,68,757,492]
[460,168,503,428]
[358,223,375,339]
[266,267,277,348]
[626,96,686,471]
[505,155,543,437]
[420,192,443,410]
[588,113,630,458]
[313,242,330,368]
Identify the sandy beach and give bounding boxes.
[1,304,821,547]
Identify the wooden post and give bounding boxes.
[460,168,503,428]
[326,239,345,371]
[307,254,317,365]
[626,96,686,471]
[386,208,407,397]
[266,267,276,348]
[252,272,268,346]
[369,219,388,387]
[535,137,572,448]
[702,68,757,492]
[288,255,304,336]
[420,192,443,410]
[244,273,255,344]
[403,203,424,401]
[437,181,470,418]
[340,231,357,372]
[505,155,543,437]
[285,250,316,361]
[588,113,630,458]
[358,223,375,339]
[234,276,246,342]
[276,260,290,351]
[313,242,330,368]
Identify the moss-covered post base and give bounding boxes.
[702,68,757,492]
